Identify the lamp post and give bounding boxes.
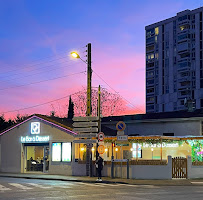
[71,43,92,116]
[71,43,93,177]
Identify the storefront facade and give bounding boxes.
[0,115,76,175]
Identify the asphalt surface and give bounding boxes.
[0,177,203,200]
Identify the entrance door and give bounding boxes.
[25,143,49,173]
[172,157,187,178]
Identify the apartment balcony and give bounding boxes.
[177,42,190,53]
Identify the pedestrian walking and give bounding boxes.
[95,156,104,181]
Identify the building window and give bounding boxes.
[52,142,71,162]
[132,143,142,158]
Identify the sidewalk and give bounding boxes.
[0,172,201,186]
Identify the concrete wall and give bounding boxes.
[73,156,172,179]
[105,120,201,136]
[187,156,203,179]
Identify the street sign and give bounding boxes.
[73,122,98,127]
[74,133,97,138]
[117,135,128,141]
[73,139,97,144]
[73,127,98,133]
[98,132,104,142]
[117,131,124,136]
[116,121,126,131]
[98,145,105,154]
[73,116,99,122]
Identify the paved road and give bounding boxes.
[0,177,203,200]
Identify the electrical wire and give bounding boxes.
[93,70,144,113]
[0,71,86,92]
[0,60,81,84]
[0,46,86,77]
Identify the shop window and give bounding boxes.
[132,143,142,158]
[52,142,71,162]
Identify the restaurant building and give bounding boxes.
[0,114,76,175]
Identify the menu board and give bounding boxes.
[62,143,71,162]
[52,143,61,161]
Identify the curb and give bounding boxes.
[0,174,196,186]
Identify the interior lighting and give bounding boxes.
[115,148,118,152]
[105,148,108,152]
[81,147,85,151]
[130,148,133,151]
[91,147,95,151]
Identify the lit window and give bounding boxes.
[132,143,142,158]
[155,27,159,35]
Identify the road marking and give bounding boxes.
[0,184,11,191]
[9,183,33,190]
[27,183,52,189]
[125,184,159,188]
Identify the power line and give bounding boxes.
[0,60,81,84]
[0,56,74,79]
[0,71,86,92]
[93,70,144,113]
[0,46,85,76]
[1,90,85,114]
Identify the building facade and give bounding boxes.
[146,7,203,113]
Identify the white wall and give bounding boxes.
[187,156,203,179]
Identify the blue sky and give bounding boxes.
[0,0,202,119]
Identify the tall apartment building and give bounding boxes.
[146,7,203,113]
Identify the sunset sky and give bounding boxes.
[0,0,202,119]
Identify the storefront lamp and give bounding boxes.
[105,148,108,152]
[130,148,133,151]
[91,147,95,151]
[81,147,85,151]
[115,148,118,152]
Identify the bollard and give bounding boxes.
[127,159,129,179]
[111,156,114,178]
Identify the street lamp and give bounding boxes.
[70,43,92,116]
[71,52,80,59]
[151,148,154,160]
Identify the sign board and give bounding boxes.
[73,139,97,144]
[98,132,104,142]
[73,127,98,133]
[21,136,49,143]
[31,122,40,134]
[116,121,126,131]
[117,131,124,136]
[74,133,97,138]
[73,122,98,127]
[117,135,128,141]
[73,116,99,122]
[98,145,105,154]
[116,141,129,146]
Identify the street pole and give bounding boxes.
[87,43,92,116]
[86,43,92,176]
[96,85,101,160]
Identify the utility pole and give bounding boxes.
[96,85,101,159]
[86,43,92,176]
[87,43,92,116]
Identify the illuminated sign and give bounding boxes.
[143,142,179,148]
[132,143,142,158]
[62,143,71,162]
[21,136,49,143]
[31,122,40,134]
[52,143,61,161]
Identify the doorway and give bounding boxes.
[25,143,49,173]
